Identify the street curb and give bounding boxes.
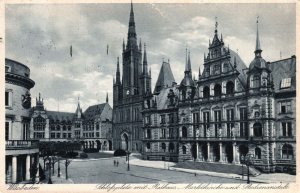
[71,156,124,162]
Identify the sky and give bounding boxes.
[5,3,296,113]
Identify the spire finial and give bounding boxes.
[215,16,218,33]
[39,93,41,101]
[255,16,262,56]
[106,92,109,103]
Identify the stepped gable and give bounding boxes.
[269,56,296,92]
[154,61,176,94]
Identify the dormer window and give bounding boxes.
[5,65,11,72]
[251,75,260,88]
[213,64,220,75]
[280,78,291,89]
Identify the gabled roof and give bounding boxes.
[155,86,179,110]
[83,103,112,121]
[154,61,176,94]
[229,49,248,87]
[47,111,74,122]
[269,56,296,93]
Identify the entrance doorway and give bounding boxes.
[225,144,233,163]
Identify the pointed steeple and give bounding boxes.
[116,57,120,84]
[143,43,148,75]
[139,38,142,51]
[255,16,262,57]
[127,0,137,48]
[198,67,201,79]
[106,92,109,103]
[75,96,82,119]
[185,50,192,76]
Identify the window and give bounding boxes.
[168,114,174,123]
[162,143,166,152]
[5,91,12,107]
[63,125,66,131]
[223,63,229,73]
[214,84,222,97]
[214,110,221,137]
[182,146,187,154]
[68,133,72,138]
[63,133,67,138]
[96,132,99,137]
[145,116,150,125]
[5,121,10,140]
[280,101,291,114]
[213,64,220,75]
[280,78,291,88]
[56,133,60,138]
[203,86,210,99]
[146,129,151,139]
[146,142,150,149]
[68,125,71,131]
[282,122,292,137]
[34,132,44,139]
[51,133,55,138]
[240,108,248,138]
[193,113,200,124]
[226,81,234,95]
[251,75,260,88]
[56,125,61,131]
[169,128,174,139]
[203,112,210,137]
[50,125,55,131]
[160,115,166,124]
[33,116,46,131]
[253,122,263,137]
[255,148,261,159]
[169,143,175,153]
[182,127,187,138]
[205,68,210,77]
[282,144,293,159]
[226,109,234,137]
[161,128,166,139]
[5,65,11,72]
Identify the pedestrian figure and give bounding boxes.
[116,161,119,167]
[114,160,116,166]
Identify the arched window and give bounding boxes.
[251,75,260,88]
[56,125,60,131]
[182,127,187,138]
[203,86,210,99]
[63,125,67,131]
[169,143,175,152]
[182,145,187,154]
[33,116,46,131]
[162,143,166,152]
[214,84,222,97]
[255,147,261,159]
[282,144,293,159]
[146,142,150,149]
[226,81,234,95]
[253,122,263,137]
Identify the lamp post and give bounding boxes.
[127,151,130,171]
[57,158,60,177]
[245,153,254,184]
[240,155,245,180]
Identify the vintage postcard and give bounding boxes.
[1,0,298,192]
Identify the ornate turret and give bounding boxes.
[35,92,44,111]
[75,97,82,119]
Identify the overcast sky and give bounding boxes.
[6,3,295,113]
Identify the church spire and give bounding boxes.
[185,50,192,75]
[255,16,262,57]
[127,0,137,48]
[116,57,120,84]
[143,43,148,75]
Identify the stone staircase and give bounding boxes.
[175,161,261,176]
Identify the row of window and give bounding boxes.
[50,133,72,138]
[160,113,177,124]
[82,132,100,138]
[202,81,234,99]
[50,125,72,131]
[115,108,141,122]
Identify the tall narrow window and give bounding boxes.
[253,122,263,137]
[226,109,234,137]
[203,112,210,137]
[5,91,12,107]
[251,75,260,88]
[239,108,248,138]
[214,110,221,137]
[5,121,10,140]
[282,122,292,137]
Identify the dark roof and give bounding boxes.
[229,49,248,87]
[83,103,112,121]
[47,111,74,122]
[154,61,176,93]
[155,86,179,110]
[269,56,296,92]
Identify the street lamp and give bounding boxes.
[240,155,245,180]
[245,153,254,184]
[127,151,130,171]
[57,158,60,177]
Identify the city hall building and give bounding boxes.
[113,3,296,173]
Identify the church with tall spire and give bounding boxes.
[113,2,151,152]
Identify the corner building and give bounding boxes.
[113,3,151,152]
[141,22,296,173]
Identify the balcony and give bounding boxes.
[5,140,39,150]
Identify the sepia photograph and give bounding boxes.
[3,1,297,191]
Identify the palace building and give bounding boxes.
[30,93,113,151]
[140,19,296,173]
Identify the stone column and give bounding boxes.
[232,143,236,164]
[12,156,17,183]
[35,154,40,183]
[219,142,223,163]
[6,158,12,183]
[26,154,31,180]
[207,142,211,162]
[196,143,199,160]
